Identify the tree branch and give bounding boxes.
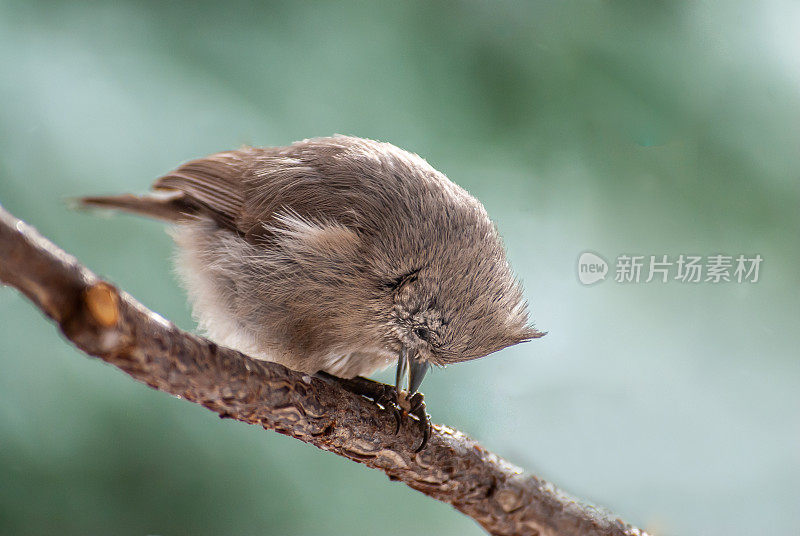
[0,204,649,536]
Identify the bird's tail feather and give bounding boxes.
[75,191,190,222]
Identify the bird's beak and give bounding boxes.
[408,359,429,395]
[394,346,432,452]
[396,347,429,396]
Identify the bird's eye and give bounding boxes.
[414,327,431,342]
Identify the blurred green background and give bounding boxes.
[1,1,798,535]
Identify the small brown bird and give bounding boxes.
[80,135,543,450]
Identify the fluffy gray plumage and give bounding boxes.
[81,135,543,379]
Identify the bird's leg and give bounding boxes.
[315,348,432,452]
[393,390,431,452]
[407,391,431,453]
[314,371,402,432]
[396,352,432,452]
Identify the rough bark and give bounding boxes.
[0,204,649,536]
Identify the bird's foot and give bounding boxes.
[401,390,431,452]
[315,372,430,451]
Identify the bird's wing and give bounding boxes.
[153,149,252,232]
[79,149,257,232]
[81,137,391,239]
